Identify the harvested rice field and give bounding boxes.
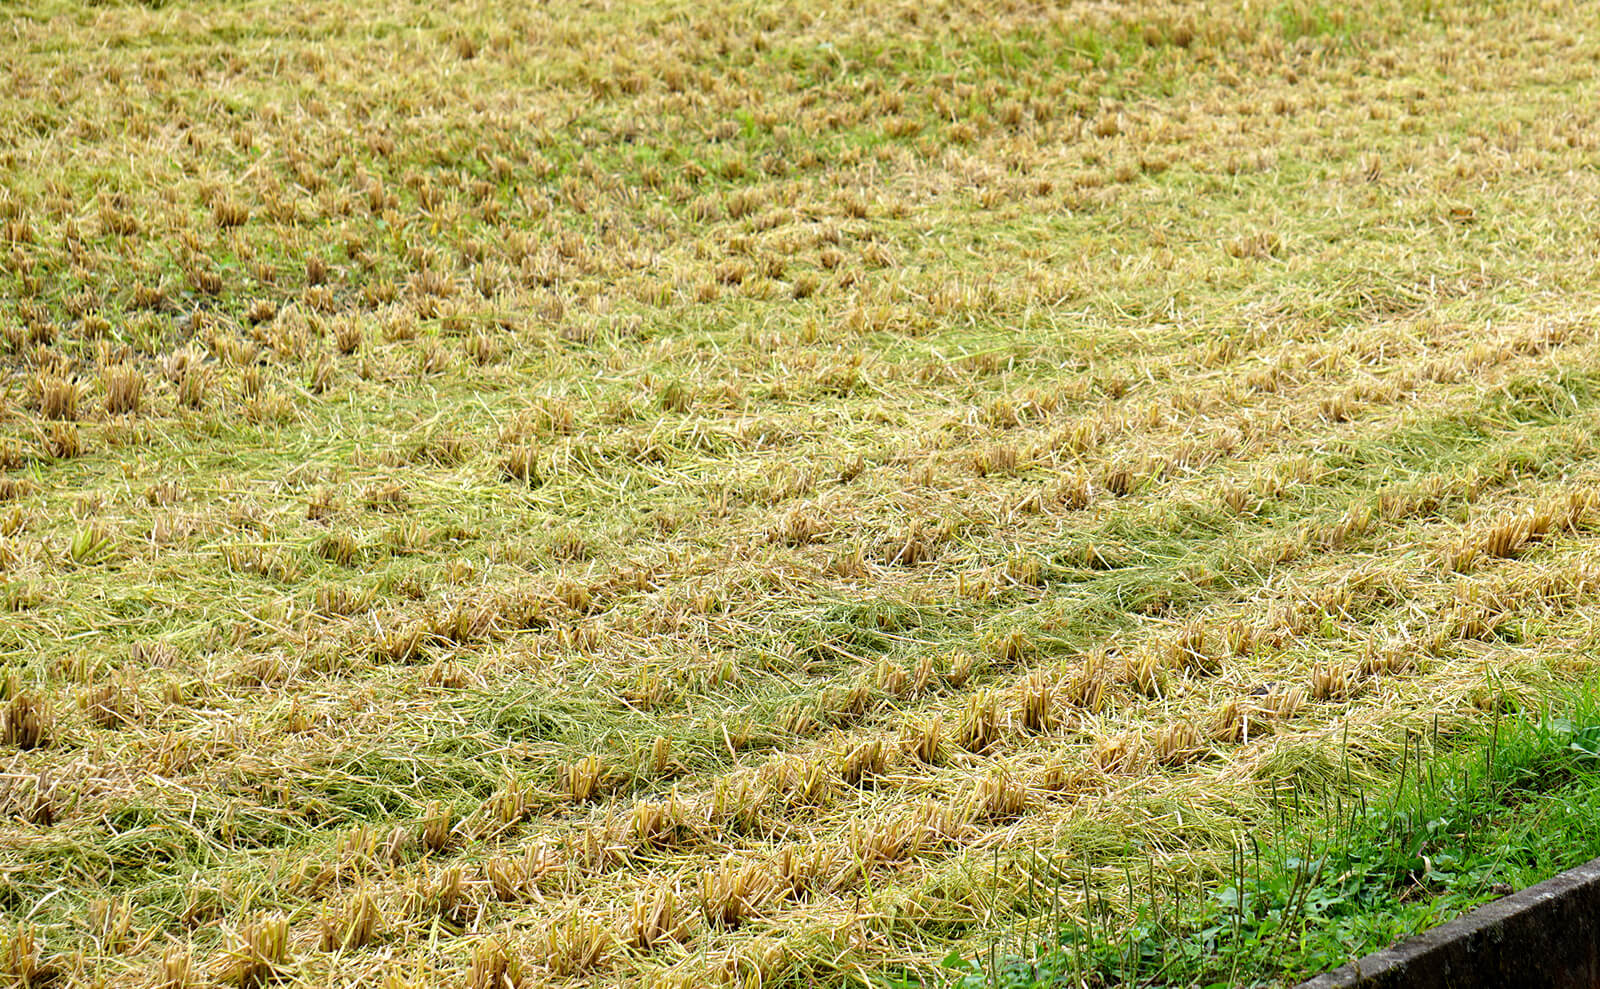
[3,0,1600,985]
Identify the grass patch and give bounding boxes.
[943,689,1600,988]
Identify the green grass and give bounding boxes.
[942,687,1600,988]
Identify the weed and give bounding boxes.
[950,693,1600,988]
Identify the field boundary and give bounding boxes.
[1297,856,1600,989]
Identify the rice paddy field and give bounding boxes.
[3,0,1600,985]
